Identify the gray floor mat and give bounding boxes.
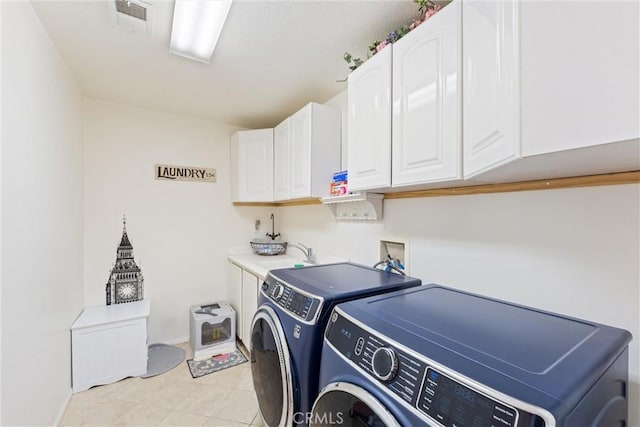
[141,343,186,378]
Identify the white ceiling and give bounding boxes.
[31,0,420,129]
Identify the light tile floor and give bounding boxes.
[61,343,263,426]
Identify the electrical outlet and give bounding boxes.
[254,219,261,232]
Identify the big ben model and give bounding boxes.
[105,215,144,305]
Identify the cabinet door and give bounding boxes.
[463,0,520,178]
[288,106,312,199]
[347,46,392,191]
[392,1,462,187]
[241,270,259,348]
[274,119,290,201]
[228,263,243,341]
[230,129,274,202]
[520,1,640,156]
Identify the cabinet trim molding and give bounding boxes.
[383,171,639,199]
[232,171,639,206]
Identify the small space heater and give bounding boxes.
[189,302,236,361]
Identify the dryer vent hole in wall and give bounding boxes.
[380,241,406,269]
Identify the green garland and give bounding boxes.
[343,0,439,72]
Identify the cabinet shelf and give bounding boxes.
[231,170,639,207]
[321,192,384,220]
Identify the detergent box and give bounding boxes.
[330,170,348,196]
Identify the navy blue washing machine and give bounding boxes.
[249,262,422,427]
[311,285,632,427]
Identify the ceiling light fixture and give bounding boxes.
[169,0,233,64]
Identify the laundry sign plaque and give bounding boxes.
[155,164,216,183]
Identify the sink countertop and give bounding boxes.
[228,250,348,281]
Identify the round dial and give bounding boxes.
[371,347,398,382]
[271,284,285,300]
[118,283,136,299]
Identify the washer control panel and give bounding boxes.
[326,311,521,427]
[326,311,428,408]
[262,275,321,323]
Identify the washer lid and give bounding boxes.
[268,262,421,300]
[336,285,631,404]
[370,286,599,374]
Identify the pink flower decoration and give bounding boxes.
[376,40,388,52]
[409,18,422,30]
[423,4,441,21]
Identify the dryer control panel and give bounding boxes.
[326,310,522,427]
[262,275,322,323]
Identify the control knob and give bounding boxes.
[271,284,285,300]
[371,347,398,382]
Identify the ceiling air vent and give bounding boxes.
[116,0,147,20]
[111,0,153,35]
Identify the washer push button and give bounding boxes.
[354,337,365,356]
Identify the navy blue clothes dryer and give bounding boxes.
[249,262,421,427]
[311,285,632,427]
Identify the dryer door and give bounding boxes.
[250,305,294,427]
[310,382,401,427]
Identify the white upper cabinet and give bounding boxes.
[289,107,313,198]
[346,1,462,191]
[463,0,639,181]
[274,119,290,201]
[392,0,462,187]
[347,46,392,191]
[274,102,341,200]
[462,0,519,178]
[230,129,274,202]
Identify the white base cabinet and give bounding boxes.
[71,300,150,392]
[228,262,259,346]
[241,270,259,346]
[228,263,243,340]
[463,0,639,181]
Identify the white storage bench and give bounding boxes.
[71,299,151,392]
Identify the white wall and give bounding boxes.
[1,2,85,425]
[84,99,273,344]
[278,186,640,425]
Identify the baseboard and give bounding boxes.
[237,340,249,358]
[55,389,72,426]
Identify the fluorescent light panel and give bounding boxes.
[170,0,232,63]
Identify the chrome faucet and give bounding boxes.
[288,242,315,264]
[266,213,280,240]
